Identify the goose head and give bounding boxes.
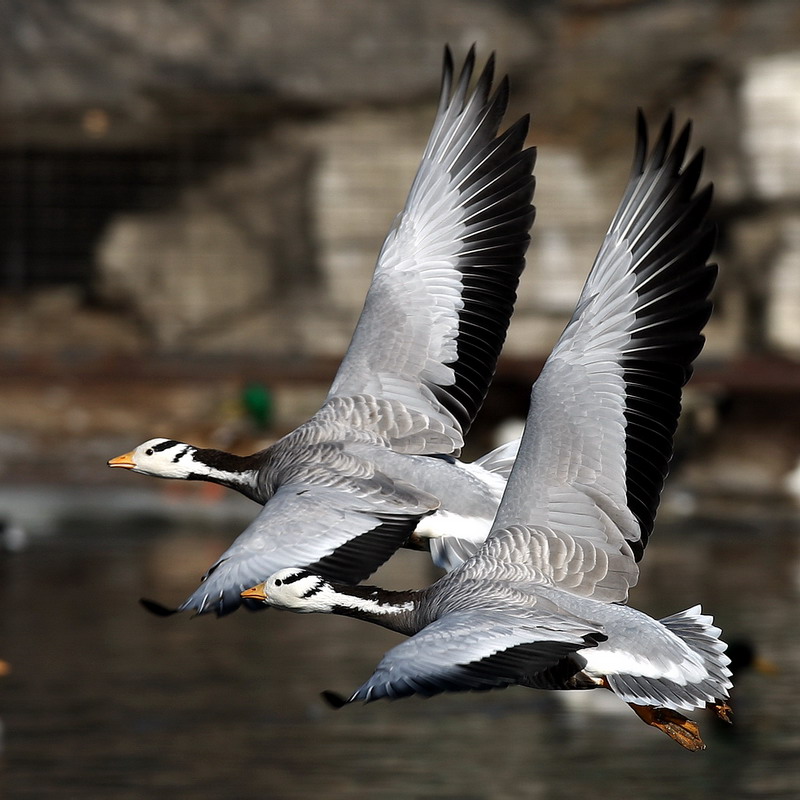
[107,438,199,479]
[241,569,338,613]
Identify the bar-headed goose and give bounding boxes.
[109,47,536,614]
[242,113,732,750]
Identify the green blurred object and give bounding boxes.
[242,383,273,430]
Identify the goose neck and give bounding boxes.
[328,584,420,634]
[191,448,264,501]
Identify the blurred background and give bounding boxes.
[1,1,799,798]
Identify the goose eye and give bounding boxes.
[145,448,154,456]
[274,579,283,587]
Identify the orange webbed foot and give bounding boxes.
[628,703,706,751]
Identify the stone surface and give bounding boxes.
[95,137,315,348]
[1,1,800,492]
[766,215,800,354]
[0,288,145,357]
[0,0,542,126]
[742,52,800,201]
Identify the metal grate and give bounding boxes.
[0,129,251,293]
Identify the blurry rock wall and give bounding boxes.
[2,0,799,357]
[2,0,800,492]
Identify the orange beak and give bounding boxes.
[0,659,10,677]
[107,451,136,469]
[241,583,268,602]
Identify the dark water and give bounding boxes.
[1,488,798,799]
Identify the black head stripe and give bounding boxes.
[282,570,313,586]
[152,439,179,453]
[301,582,323,599]
[172,445,192,463]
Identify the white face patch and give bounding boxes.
[263,568,414,617]
[264,569,336,613]
[127,438,198,479]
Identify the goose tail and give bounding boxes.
[605,605,733,714]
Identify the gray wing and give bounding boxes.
[326,47,535,455]
[169,478,438,617]
[486,113,716,603]
[471,436,521,480]
[332,607,605,704]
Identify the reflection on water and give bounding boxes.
[1,488,799,799]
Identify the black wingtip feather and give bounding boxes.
[680,146,705,192]
[418,48,535,437]
[650,111,675,167]
[453,46,477,109]
[667,119,693,172]
[632,109,648,176]
[490,71,509,113]
[321,690,350,709]
[440,46,455,108]
[480,50,497,94]
[443,44,454,71]
[140,597,179,617]
[614,111,718,556]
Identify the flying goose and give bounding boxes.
[241,113,733,750]
[109,47,536,615]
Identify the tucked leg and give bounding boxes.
[628,703,706,751]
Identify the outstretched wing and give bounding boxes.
[326,47,535,455]
[329,606,604,704]
[153,474,438,617]
[486,113,716,603]
[471,435,521,481]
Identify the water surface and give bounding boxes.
[1,488,798,799]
